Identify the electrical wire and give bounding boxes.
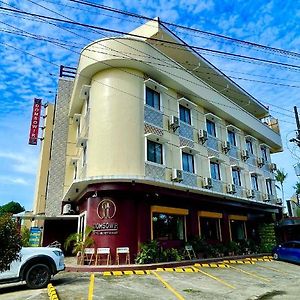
[68,0,300,59]
[0,1,297,128]
[1,6,300,71]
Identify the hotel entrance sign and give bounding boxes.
[93,199,119,235]
[28,98,42,145]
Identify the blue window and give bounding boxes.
[251,174,259,191]
[210,162,221,180]
[182,152,194,173]
[228,131,236,146]
[146,87,160,110]
[232,168,241,186]
[147,140,163,164]
[246,140,253,154]
[266,179,273,195]
[206,120,216,137]
[179,105,191,125]
[261,147,268,161]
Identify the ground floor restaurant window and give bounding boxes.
[200,218,220,241]
[152,213,184,240]
[229,215,247,241]
[151,206,188,241]
[198,211,222,242]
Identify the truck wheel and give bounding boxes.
[25,264,51,289]
[273,253,279,260]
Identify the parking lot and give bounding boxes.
[1,258,300,300]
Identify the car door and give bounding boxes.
[279,242,294,261]
[288,242,300,263]
[0,250,22,280]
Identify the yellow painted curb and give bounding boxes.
[103,270,150,276]
[123,270,134,275]
[47,283,59,300]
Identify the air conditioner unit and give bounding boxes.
[62,204,72,215]
[227,184,236,194]
[169,115,180,132]
[241,149,249,161]
[269,163,277,172]
[79,85,91,101]
[203,177,213,188]
[246,189,255,198]
[222,141,231,153]
[257,157,265,167]
[171,168,183,182]
[198,129,208,144]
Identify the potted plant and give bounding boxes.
[64,226,95,265]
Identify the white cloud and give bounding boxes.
[0,151,38,175]
[0,175,30,186]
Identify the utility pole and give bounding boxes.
[290,106,300,147]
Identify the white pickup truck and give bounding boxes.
[0,247,65,289]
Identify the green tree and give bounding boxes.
[0,214,22,272]
[64,226,94,264]
[294,182,300,204]
[275,169,288,202]
[0,201,25,217]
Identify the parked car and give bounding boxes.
[272,241,300,264]
[0,247,65,289]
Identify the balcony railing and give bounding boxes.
[145,162,165,180]
[182,171,197,187]
[235,185,243,198]
[144,105,163,128]
[179,122,194,141]
[207,136,219,151]
[228,146,239,159]
[212,179,223,193]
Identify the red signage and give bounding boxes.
[28,98,42,145]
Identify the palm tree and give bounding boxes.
[64,226,94,264]
[275,169,288,202]
[294,182,300,204]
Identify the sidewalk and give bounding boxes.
[64,253,271,272]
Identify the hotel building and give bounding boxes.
[33,19,283,258]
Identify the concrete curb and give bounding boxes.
[65,253,272,272]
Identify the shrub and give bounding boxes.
[136,241,183,264]
[162,248,182,262]
[0,213,22,272]
[226,241,240,255]
[135,240,162,264]
[21,226,30,247]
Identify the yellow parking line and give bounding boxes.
[88,273,95,300]
[151,271,185,300]
[255,263,289,274]
[192,266,235,289]
[228,265,270,282]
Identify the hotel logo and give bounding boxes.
[97,199,116,219]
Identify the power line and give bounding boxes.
[1,6,300,71]
[68,0,300,60]
[2,1,300,112]
[1,1,297,122]
[42,0,298,64]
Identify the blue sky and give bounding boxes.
[0,0,299,210]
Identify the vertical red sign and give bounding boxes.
[28,98,42,145]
